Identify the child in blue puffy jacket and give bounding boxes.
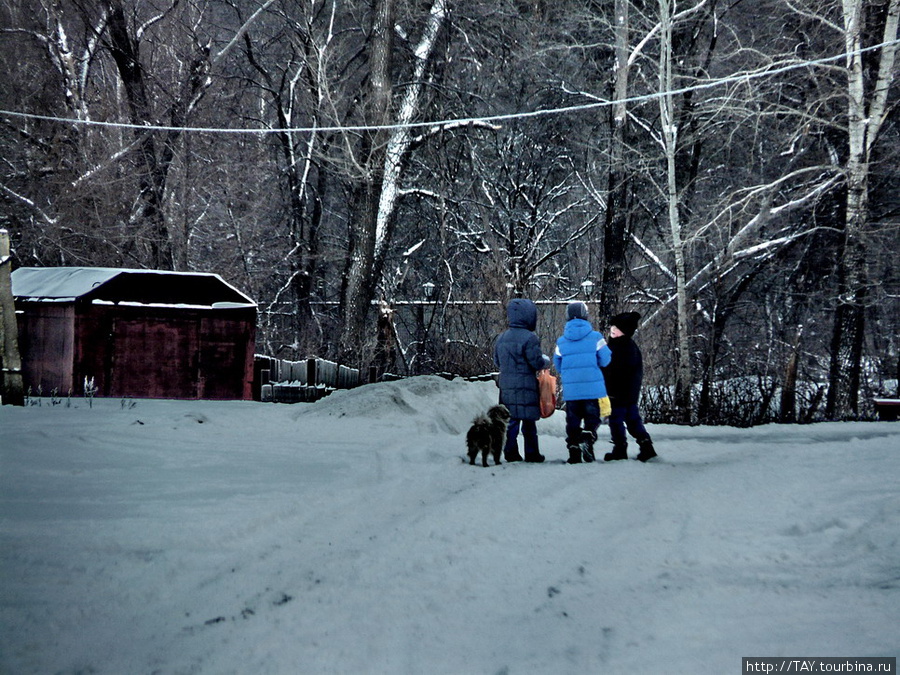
[554,302,612,463]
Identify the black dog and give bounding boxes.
[466,404,511,467]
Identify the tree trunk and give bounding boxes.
[826,0,899,418]
[696,262,763,423]
[372,0,448,278]
[339,0,395,364]
[600,0,631,317]
[339,0,447,365]
[106,0,175,270]
[780,325,803,423]
[0,230,24,406]
[697,307,719,424]
[659,0,692,424]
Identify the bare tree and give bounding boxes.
[655,0,698,422]
[465,128,598,298]
[238,0,337,354]
[103,0,278,269]
[825,0,899,417]
[1,0,279,271]
[599,0,633,316]
[4,0,898,419]
[1,2,118,265]
[338,0,449,365]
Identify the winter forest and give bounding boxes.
[1,0,898,424]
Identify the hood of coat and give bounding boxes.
[563,317,595,341]
[506,298,537,331]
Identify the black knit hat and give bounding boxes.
[610,311,641,337]
[567,301,589,321]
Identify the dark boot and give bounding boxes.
[604,442,628,462]
[636,438,657,463]
[504,442,522,462]
[566,444,583,464]
[579,430,597,463]
[522,422,542,462]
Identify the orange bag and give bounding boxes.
[537,369,557,418]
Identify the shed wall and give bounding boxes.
[109,314,199,398]
[74,303,255,400]
[17,304,75,394]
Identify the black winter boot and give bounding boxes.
[566,444,583,464]
[604,443,628,462]
[636,438,657,463]
[504,444,523,462]
[579,430,597,463]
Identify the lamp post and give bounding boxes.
[580,279,594,298]
[417,282,437,374]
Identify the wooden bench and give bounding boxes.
[873,398,900,421]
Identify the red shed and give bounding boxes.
[12,267,257,400]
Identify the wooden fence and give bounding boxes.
[253,356,361,403]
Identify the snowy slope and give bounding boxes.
[1,376,898,674]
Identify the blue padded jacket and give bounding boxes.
[493,299,546,421]
[553,318,611,401]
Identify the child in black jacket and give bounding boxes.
[601,312,658,462]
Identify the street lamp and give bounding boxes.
[580,279,594,298]
[422,282,436,301]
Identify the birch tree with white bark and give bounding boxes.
[826,0,899,417]
[656,0,695,423]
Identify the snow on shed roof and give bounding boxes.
[11,267,256,307]
[12,267,124,299]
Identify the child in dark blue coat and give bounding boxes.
[554,302,612,463]
[493,298,547,462]
[601,312,657,462]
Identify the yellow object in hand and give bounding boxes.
[599,396,612,418]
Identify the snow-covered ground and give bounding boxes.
[2,375,898,674]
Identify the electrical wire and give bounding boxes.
[0,38,897,136]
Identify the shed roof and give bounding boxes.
[12,267,256,308]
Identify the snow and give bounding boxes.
[11,267,255,306]
[1,375,898,674]
[10,266,125,299]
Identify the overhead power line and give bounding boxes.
[0,38,897,136]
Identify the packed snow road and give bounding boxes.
[2,376,898,674]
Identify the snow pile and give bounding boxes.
[1,376,898,674]
[301,375,503,435]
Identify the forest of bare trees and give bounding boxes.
[1,0,898,423]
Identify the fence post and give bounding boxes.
[0,229,24,406]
